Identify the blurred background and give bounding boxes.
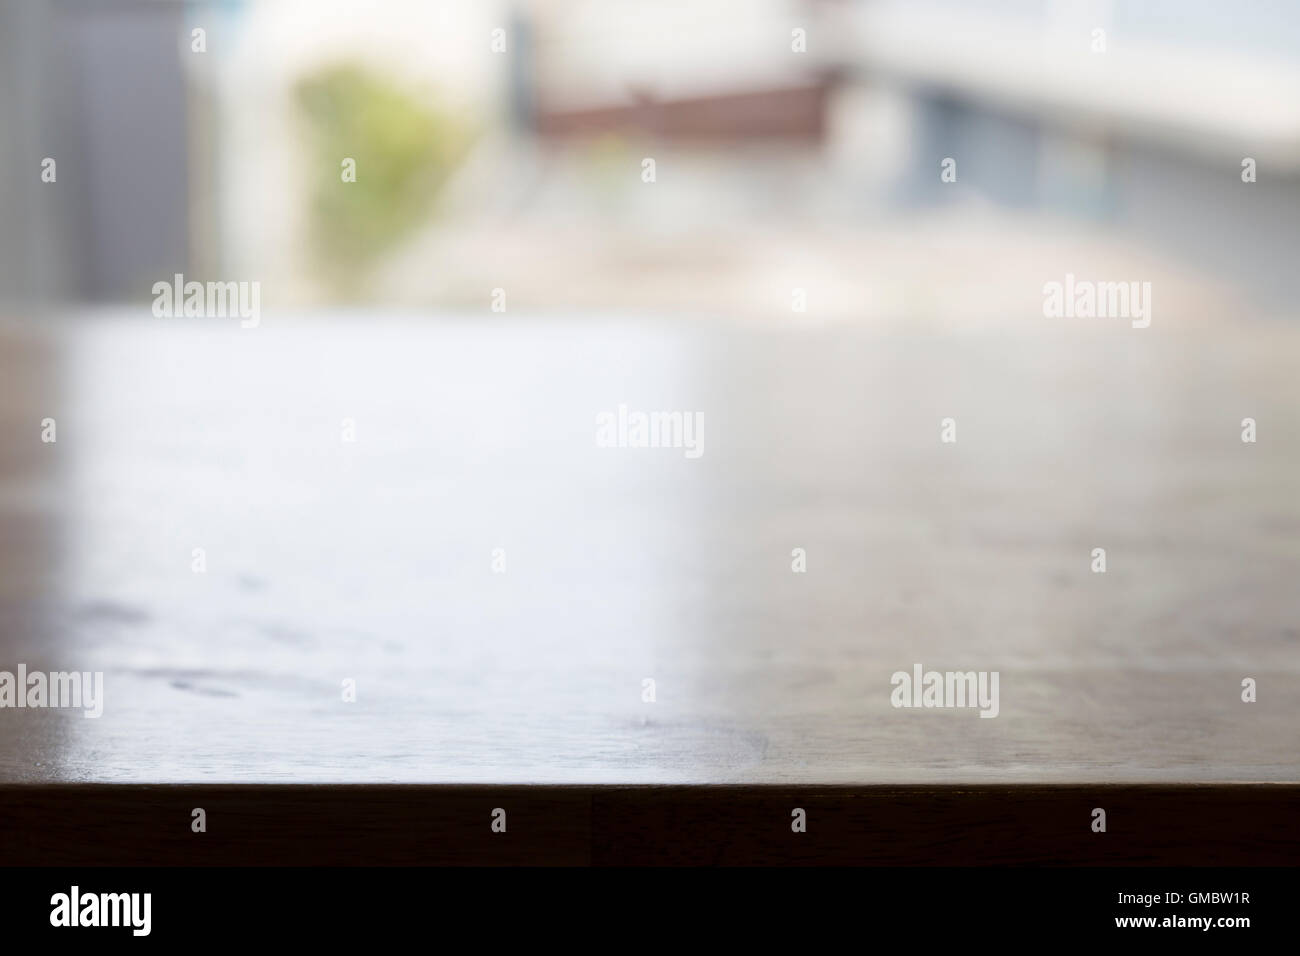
[3,0,1300,317]
[1,0,1298,784]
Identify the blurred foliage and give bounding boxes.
[294,64,473,296]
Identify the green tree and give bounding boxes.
[295,64,472,296]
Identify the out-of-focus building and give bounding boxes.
[3,0,1299,317]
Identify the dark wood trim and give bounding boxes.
[1,784,1296,866]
